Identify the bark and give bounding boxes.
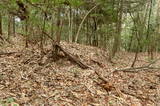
[75,5,99,43]
[8,14,15,38]
[109,0,123,60]
[68,6,73,42]
[128,35,133,51]
[53,7,62,58]
[86,17,89,45]
[146,0,153,59]
[8,14,12,39]
[92,17,98,46]
[0,13,2,35]
[12,16,15,36]
[40,13,46,52]
[51,14,55,38]
[55,44,90,69]
[25,19,29,48]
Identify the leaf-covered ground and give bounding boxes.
[0,36,160,106]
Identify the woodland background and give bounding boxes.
[0,0,160,106]
[0,0,160,59]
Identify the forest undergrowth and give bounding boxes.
[0,35,160,106]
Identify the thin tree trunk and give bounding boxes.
[86,17,89,45]
[128,35,133,51]
[109,0,123,60]
[131,45,139,67]
[75,5,98,43]
[8,14,12,39]
[51,14,55,38]
[146,0,153,59]
[68,6,73,42]
[12,16,15,36]
[0,13,2,35]
[8,14,15,39]
[53,7,62,58]
[92,17,98,46]
[40,13,46,53]
[25,19,29,48]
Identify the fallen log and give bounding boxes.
[55,44,91,69]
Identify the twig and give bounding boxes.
[121,90,155,103]
[147,57,160,67]
[115,58,160,72]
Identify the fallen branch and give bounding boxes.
[91,59,105,68]
[0,52,17,56]
[147,57,160,67]
[115,58,160,72]
[0,34,12,44]
[55,44,91,69]
[0,35,5,41]
[40,30,91,69]
[115,66,160,72]
[121,90,155,103]
[94,70,108,83]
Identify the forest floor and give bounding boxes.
[0,35,160,106]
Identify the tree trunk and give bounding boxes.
[109,0,123,60]
[68,6,73,42]
[8,14,15,39]
[40,13,46,53]
[86,17,89,45]
[12,16,15,36]
[92,17,98,46]
[53,7,62,58]
[0,13,2,35]
[25,19,29,48]
[8,14,12,39]
[146,0,153,60]
[128,35,133,51]
[51,14,55,38]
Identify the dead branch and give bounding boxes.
[0,34,11,44]
[115,58,160,72]
[121,90,155,103]
[91,59,105,68]
[55,44,91,69]
[0,35,5,41]
[147,57,160,67]
[0,52,17,56]
[94,70,108,83]
[40,31,90,69]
